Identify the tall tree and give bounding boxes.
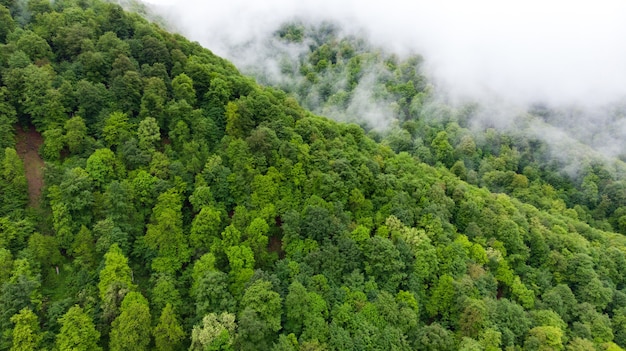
[236,280,282,350]
[153,303,185,351]
[0,88,17,150]
[137,116,160,153]
[0,258,41,346]
[64,116,88,155]
[139,77,167,128]
[55,306,102,351]
[98,244,135,321]
[86,148,123,189]
[0,5,15,42]
[9,307,41,351]
[109,292,151,351]
[190,205,223,253]
[171,73,196,105]
[284,281,328,342]
[102,111,132,149]
[20,65,55,131]
[190,312,236,351]
[1,148,28,214]
[144,188,190,274]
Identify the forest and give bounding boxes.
[0,0,626,350]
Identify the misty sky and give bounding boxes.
[146,0,626,107]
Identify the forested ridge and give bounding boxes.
[0,1,626,350]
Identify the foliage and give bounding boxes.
[55,306,102,351]
[0,2,625,351]
[109,292,151,351]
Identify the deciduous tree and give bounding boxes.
[154,303,185,351]
[110,292,151,351]
[55,306,101,351]
[145,188,190,274]
[9,307,41,351]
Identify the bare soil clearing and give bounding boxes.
[15,125,45,207]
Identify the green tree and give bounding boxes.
[26,232,62,271]
[153,303,185,351]
[613,307,626,348]
[102,111,132,148]
[284,281,328,342]
[193,269,235,319]
[53,23,94,61]
[190,312,236,351]
[490,298,531,346]
[20,65,56,131]
[225,101,249,138]
[244,217,270,261]
[94,218,129,255]
[524,326,564,351]
[414,323,456,351]
[0,249,12,285]
[110,292,151,351]
[0,5,15,42]
[139,77,167,127]
[459,298,488,339]
[1,148,28,214]
[71,225,97,268]
[110,70,142,115]
[565,338,596,351]
[16,30,52,62]
[190,206,223,253]
[0,88,17,150]
[9,308,41,351]
[64,116,88,155]
[41,128,64,161]
[103,180,140,241]
[172,73,196,105]
[137,116,160,153]
[145,188,190,274]
[75,80,110,128]
[427,274,456,321]
[42,89,67,127]
[273,334,299,351]
[226,244,254,296]
[237,280,283,350]
[431,131,454,167]
[55,306,102,351]
[96,31,131,64]
[98,244,135,321]
[86,148,122,188]
[150,274,182,316]
[0,258,41,341]
[542,284,577,324]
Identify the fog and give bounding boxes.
[145,0,626,164]
[147,0,626,106]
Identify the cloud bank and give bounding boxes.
[148,0,626,108]
[145,0,626,168]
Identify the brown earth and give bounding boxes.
[268,235,285,259]
[15,125,45,207]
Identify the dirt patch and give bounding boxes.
[268,235,285,259]
[15,125,45,208]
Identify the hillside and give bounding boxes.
[0,1,625,350]
[225,20,626,236]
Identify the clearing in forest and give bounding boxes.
[15,125,45,207]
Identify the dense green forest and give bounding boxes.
[238,21,626,236]
[0,1,626,350]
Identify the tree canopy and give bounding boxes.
[0,1,625,351]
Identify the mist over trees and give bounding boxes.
[0,0,625,351]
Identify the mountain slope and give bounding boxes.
[0,1,625,350]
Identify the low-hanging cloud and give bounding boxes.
[146,0,626,167]
[148,0,626,108]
